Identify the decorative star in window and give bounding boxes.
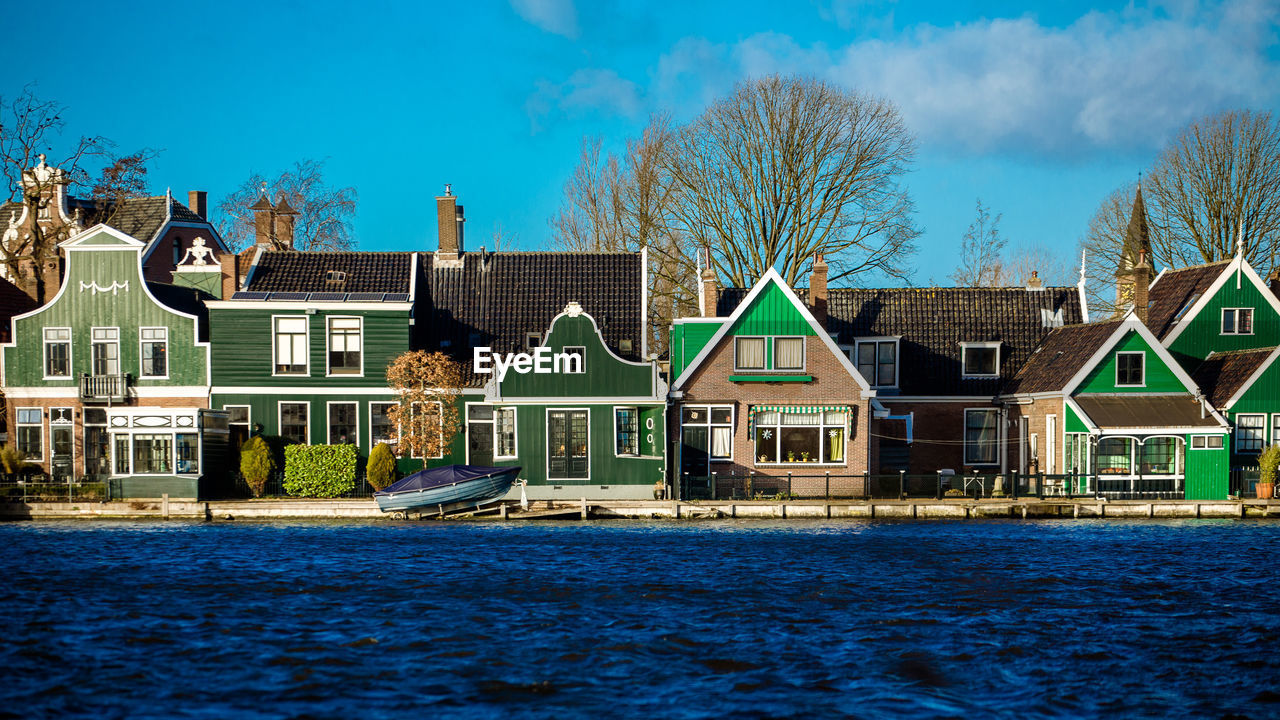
[762,429,772,439]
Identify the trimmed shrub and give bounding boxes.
[283,444,358,498]
[1,445,28,476]
[240,436,274,498]
[367,442,397,490]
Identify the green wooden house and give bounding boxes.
[1002,314,1231,498]
[466,302,666,499]
[205,250,418,473]
[1193,346,1280,468]
[0,224,228,499]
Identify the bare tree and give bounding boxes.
[216,159,357,251]
[1145,110,1280,273]
[552,116,697,355]
[1080,183,1136,317]
[0,85,155,303]
[662,75,919,288]
[1003,242,1077,288]
[949,199,1007,287]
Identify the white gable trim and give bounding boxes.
[1222,346,1280,410]
[1161,257,1280,347]
[1062,313,1229,427]
[60,223,145,248]
[1064,396,1098,432]
[671,267,872,395]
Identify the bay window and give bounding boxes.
[1138,437,1179,475]
[1096,437,1133,474]
[132,434,172,474]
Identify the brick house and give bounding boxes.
[669,262,874,497]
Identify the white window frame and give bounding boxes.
[224,404,251,431]
[138,326,169,379]
[495,406,518,460]
[410,401,445,459]
[368,402,398,449]
[1221,307,1255,335]
[772,336,806,372]
[325,316,364,378]
[851,337,899,388]
[1236,413,1267,454]
[1046,414,1057,474]
[272,315,310,377]
[278,401,310,445]
[15,407,44,462]
[1115,351,1145,388]
[734,336,767,371]
[90,327,121,377]
[545,407,590,481]
[960,342,1001,379]
[750,408,848,466]
[326,401,360,446]
[525,332,542,350]
[614,405,640,457]
[42,327,72,379]
[680,404,735,462]
[1273,414,1280,447]
[963,408,1000,466]
[1191,435,1224,450]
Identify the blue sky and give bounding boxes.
[8,0,1279,285]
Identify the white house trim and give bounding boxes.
[1161,257,1280,347]
[1221,346,1280,410]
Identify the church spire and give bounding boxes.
[1118,183,1152,276]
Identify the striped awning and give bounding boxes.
[748,405,852,432]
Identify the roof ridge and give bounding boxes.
[1163,259,1232,273]
[1204,346,1278,358]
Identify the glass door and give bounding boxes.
[548,410,588,479]
[468,405,495,466]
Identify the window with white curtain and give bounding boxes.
[752,410,846,465]
[735,337,765,370]
[681,406,734,460]
[773,337,804,370]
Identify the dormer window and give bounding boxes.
[1222,308,1253,335]
[852,338,898,387]
[961,342,1000,378]
[325,270,347,284]
[525,332,541,350]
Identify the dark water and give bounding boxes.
[3,519,1280,719]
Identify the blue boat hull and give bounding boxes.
[374,467,519,513]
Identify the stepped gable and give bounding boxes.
[717,285,1084,395]
[1001,320,1124,394]
[1191,347,1275,408]
[246,251,414,294]
[1145,260,1230,340]
[421,251,643,378]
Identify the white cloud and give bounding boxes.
[510,0,579,39]
[530,0,1280,155]
[527,69,643,131]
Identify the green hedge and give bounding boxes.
[283,444,358,498]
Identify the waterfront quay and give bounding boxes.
[4,496,1278,521]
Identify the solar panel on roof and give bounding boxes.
[309,292,348,302]
[268,292,310,301]
[384,293,410,302]
[347,292,384,301]
[231,291,268,300]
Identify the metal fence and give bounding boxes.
[0,478,108,502]
[678,471,1110,501]
[227,470,377,499]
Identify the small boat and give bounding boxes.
[374,464,521,514]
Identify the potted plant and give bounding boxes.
[800,451,810,462]
[787,451,795,462]
[1258,444,1280,500]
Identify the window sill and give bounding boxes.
[753,462,846,467]
[729,375,813,382]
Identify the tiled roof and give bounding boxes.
[1146,261,1229,340]
[0,276,37,343]
[717,285,1085,395]
[1191,347,1276,409]
[2,195,216,248]
[1002,320,1123,395]
[421,251,643,382]
[247,251,414,294]
[1074,395,1219,429]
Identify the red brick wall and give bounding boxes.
[1004,396,1066,474]
[679,334,871,478]
[872,400,1006,475]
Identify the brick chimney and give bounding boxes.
[809,253,828,328]
[250,195,274,249]
[274,196,297,250]
[700,247,718,317]
[1268,268,1280,301]
[187,191,207,219]
[220,253,237,299]
[1132,250,1152,325]
[435,185,465,267]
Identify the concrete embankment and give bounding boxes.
[2,497,1279,521]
